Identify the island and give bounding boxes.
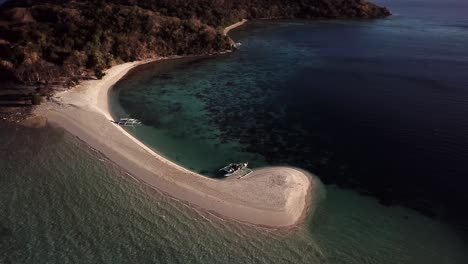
[0,0,389,227]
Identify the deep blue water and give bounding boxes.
[112,0,468,226]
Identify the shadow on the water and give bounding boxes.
[198,168,226,179]
[197,168,237,179]
[0,222,17,264]
[0,223,12,238]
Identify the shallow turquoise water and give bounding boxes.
[0,124,466,263]
[109,58,271,175]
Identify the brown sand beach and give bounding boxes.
[33,22,315,228]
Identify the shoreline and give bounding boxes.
[223,19,248,36]
[33,22,314,228]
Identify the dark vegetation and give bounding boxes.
[31,92,42,105]
[0,0,390,103]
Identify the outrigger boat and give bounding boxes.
[219,162,252,178]
[117,118,142,127]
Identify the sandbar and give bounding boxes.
[34,27,315,227]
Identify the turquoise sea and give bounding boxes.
[2,0,468,263]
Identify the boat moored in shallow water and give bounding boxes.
[219,162,252,178]
[116,118,142,126]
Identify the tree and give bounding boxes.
[31,93,43,105]
[94,67,105,80]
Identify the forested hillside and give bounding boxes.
[0,0,390,98]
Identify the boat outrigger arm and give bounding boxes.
[219,162,253,178]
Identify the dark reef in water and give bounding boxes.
[201,83,463,221]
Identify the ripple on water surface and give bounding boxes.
[0,123,467,263]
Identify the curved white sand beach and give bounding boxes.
[223,19,248,36]
[35,58,314,227]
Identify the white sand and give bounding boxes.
[34,55,314,228]
[223,19,248,36]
